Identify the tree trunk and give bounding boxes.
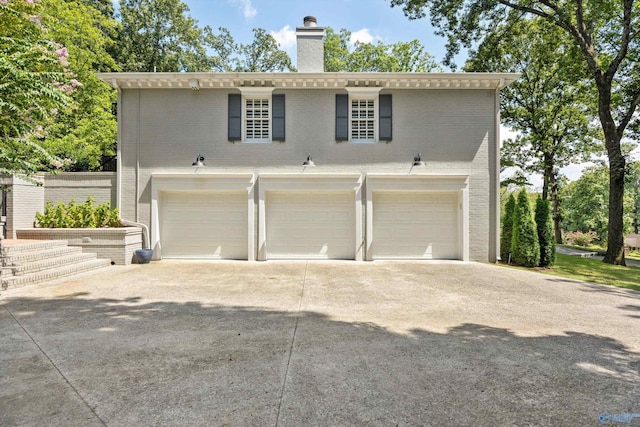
[598,85,626,265]
[604,144,626,265]
[541,153,552,201]
[542,153,563,243]
[549,172,563,244]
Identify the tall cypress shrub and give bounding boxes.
[535,197,556,267]
[511,189,540,267]
[501,193,516,262]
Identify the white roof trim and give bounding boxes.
[97,72,520,90]
[238,86,275,96]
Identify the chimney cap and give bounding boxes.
[303,16,317,27]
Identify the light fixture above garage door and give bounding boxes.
[192,154,205,167]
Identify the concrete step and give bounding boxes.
[1,259,112,291]
[7,252,98,276]
[1,239,68,255]
[2,245,84,266]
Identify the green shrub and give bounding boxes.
[501,193,516,262]
[535,197,555,267]
[511,189,540,267]
[564,230,598,247]
[35,197,123,228]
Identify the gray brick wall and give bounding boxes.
[2,175,45,239]
[119,87,498,261]
[44,172,116,207]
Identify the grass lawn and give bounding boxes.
[539,253,640,292]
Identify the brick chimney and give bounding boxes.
[296,16,325,72]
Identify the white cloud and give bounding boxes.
[270,25,296,49]
[349,28,380,45]
[231,0,257,20]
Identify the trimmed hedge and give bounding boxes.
[501,193,516,262]
[511,189,540,267]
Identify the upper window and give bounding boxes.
[245,98,270,142]
[228,87,284,143]
[351,98,376,142]
[337,88,390,143]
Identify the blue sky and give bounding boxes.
[181,0,453,67]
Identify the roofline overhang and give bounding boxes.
[98,72,520,90]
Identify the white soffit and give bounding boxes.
[97,72,520,90]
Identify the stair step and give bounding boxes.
[2,246,84,265]
[1,240,68,255]
[1,259,112,291]
[8,252,99,276]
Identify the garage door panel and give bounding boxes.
[161,191,247,259]
[372,192,458,260]
[266,191,355,259]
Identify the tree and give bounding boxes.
[389,0,640,265]
[465,17,599,244]
[39,0,119,171]
[511,189,540,267]
[0,0,73,179]
[500,192,516,262]
[324,27,441,72]
[234,28,294,72]
[115,0,208,72]
[561,163,636,242]
[535,197,555,267]
[203,26,236,72]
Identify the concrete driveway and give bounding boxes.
[1,261,639,426]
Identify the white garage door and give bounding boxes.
[371,192,459,259]
[160,191,247,259]
[266,191,355,259]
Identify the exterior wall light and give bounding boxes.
[192,154,205,167]
[413,153,425,167]
[303,154,315,166]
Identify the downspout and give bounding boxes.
[136,88,140,223]
[494,77,506,262]
[113,79,122,213]
[120,219,149,250]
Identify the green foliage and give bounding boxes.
[511,189,540,267]
[466,17,599,199]
[323,27,441,72]
[564,231,599,247]
[500,193,516,261]
[235,28,294,72]
[35,197,123,228]
[560,163,636,241]
[0,0,73,179]
[560,165,611,240]
[115,0,208,72]
[535,197,555,267]
[39,0,118,171]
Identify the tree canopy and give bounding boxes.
[324,27,441,72]
[0,0,74,179]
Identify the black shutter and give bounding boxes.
[335,94,349,141]
[228,93,241,141]
[272,94,285,141]
[379,94,392,141]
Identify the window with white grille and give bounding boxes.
[351,99,375,142]
[245,98,270,142]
